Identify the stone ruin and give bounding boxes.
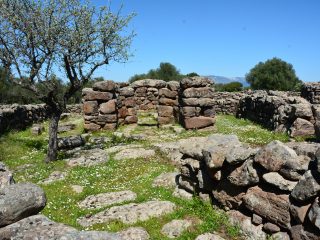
[82,77,217,131]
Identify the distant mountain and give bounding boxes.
[206,75,250,87]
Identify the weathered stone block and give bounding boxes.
[180,77,212,89]
[84,123,101,131]
[99,100,116,114]
[82,88,113,101]
[243,186,291,229]
[157,105,174,117]
[92,80,117,92]
[183,116,215,129]
[159,88,177,99]
[124,115,138,124]
[159,97,178,106]
[182,87,215,98]
[181,107,200,117]
[83,101,98,115]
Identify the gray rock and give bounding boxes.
[31,124,44,135]
[0,162,14,189]
[262,172,297,191]
[263,222,281,234]
[38,171,67,185]
[118,227,150,240]
[271,232,290,240]
[227,159,259,187]
[291,170,320,202]
[131,79,167,88]
[66,148,109,167]
[225,146,258,165]
[152,172,179,188]
[252,214,263,225]
[78,190,137,209]
[78,201,176,227]
[58,135,85,150]
[161,219,192,238]
[286,141,320,160]
[254,140,297,172]
[195,233,226,240]
[290,202,311,224]
[0,183,46,227]
[227,210,266,240]
[178,175,196,193]
[180,76,212,89]
[308,197,320,231]
[173,186,193,200]
[279,155,310,181]
[114,148,155,161]
[92,80,117,92]
[290,118,315,137]
[179,137,208,159]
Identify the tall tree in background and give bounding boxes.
[246,58,302,91]
[0,0,135,162]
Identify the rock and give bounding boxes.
[178,175,196,193]
[181,106,201,117]
[315,147,320,173]
[243,186,291,228]
[183,116,215,129]
[254,140,298,172]
[173,186,193,200]
[118,227,150,240]
[71,185,84,194]
[227,210,266,240]
[262,172,297,191]
[38,171,67,185]
[290,118,315,137]
[182,87,215,98]
[263,222,281,234]
[182,98,215,107]
[225,146,258,165]
[131,79,167,88]
[159,88,177,99]
[78,190,137,209]
[290,170,320,202]
[0,214,120,240]
[157,105,174,117]
[31,124,44,135]
[290,202,311,224]
[179,137,208,159]
[58,135,85,150]
[0,162,14,189]
[77,201,176,227]
[58,123,76,133]
[195,233,226,240]
[202,135,241,170]
[83,101,98,115]
[84,122,101,131]
[66,148,109,167]
[119,87,135,97]
[161,219,192,238]
[92,80,117,92]
[212,179,246,210]
[114,148,155,160]
[292,104,314,120]
[180,76,212,89]
[152,172,179,188]
[99,99,117,114]
[271,232,290,240]
[308,197,320,230]
[0,183,46,227]
[279,155,310,181]
[82,88,113,101]
[159,97,178,106]
[286,142,320,160]
[252,214,263,225]
[289,224,319,240]
[227,159,259,187]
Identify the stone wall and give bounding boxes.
[237,90,316,137]
[301,82,320,104]
[179,77,216,129]
[83,77,216,130]
[176,134,320,239]
[212,92,245,115]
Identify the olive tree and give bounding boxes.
[0,0,135,162]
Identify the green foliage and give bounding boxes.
[129,62,199,83]
[246,58,302,91]
[215,81,243,92]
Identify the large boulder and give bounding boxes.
[227,159,260,187]
[290,118,315,137]
[58,135,85,150]
[290,170,320,202]
[92,80,117,92]
[254,140,298,172]
[183,116,215,129]
[243,186,291,229]
[0,183,46,227]
[180,76,212,89]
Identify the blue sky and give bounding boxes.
[92,0,320,83]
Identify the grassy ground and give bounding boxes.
[0,114,292,239]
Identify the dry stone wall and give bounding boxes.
[83,77,216,130]
[301,82,320,104]
[237,90,316,137]
[176,134,320,239]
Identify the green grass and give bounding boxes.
[0,114,295,239]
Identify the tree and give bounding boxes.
[0,0,135,162]
[129,62,198,82]
[246,58,301,91]
[215,81,243,92]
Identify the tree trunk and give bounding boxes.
[45,110,61,163]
